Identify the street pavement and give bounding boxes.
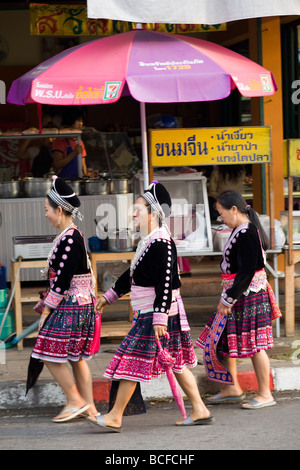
[0,292,300,452]
[1,293,300,407]
[0,391,299,451]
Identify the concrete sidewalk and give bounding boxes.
[1,292,300,409]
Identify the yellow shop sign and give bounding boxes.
[150,127,271,167]
[283,139,300,177]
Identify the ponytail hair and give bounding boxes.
[216,190,269,251]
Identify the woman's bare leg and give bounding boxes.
[208,357,243,402]
[90,379,137,429]
[174,368,211,424]
[45,361,88,420]
[70,359,98,416]
[242,350,274,408]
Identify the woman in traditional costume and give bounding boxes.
[89,182,213,431]
[30,176,100,422]
[196,190,281,409]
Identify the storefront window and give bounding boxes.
[282,21,300,138]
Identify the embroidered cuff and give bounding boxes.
[220,293,237,307]
[153,311,168,327]
[103,288,119,305]
[44,289,64,309]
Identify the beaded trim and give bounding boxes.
[220,269,267,306]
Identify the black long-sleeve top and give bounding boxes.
[44,228,90,309]
[104,236,181,326]
[220,222,265,306]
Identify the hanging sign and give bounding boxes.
[150,127,271,167]
[283,139,300,177]
[29,4,226,36]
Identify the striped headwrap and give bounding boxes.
[143,180,171,222]
[48,176,83,221]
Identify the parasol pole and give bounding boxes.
[37,103,43,134]
[140,101,149,190]
[136,23,149,190]
[77,135,83,178]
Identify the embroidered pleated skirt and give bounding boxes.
[104,309,197,383]
[31,296,97,363]
[196,289,274,358]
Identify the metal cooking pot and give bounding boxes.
[0,164,14,182]
[110,178,130,194]
[99,172,111,179]
[64,179,82,195]
[107,229,139,252]
[84,179,109,195]
[23,177,53,198]
[0,180,21,198]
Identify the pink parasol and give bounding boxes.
[156,331,187,419]
[7,29,277,188]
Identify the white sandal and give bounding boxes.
[52,404,90,422]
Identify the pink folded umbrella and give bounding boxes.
[156,331,187,420]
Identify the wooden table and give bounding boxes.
[11,248,287,350]
[11,252,135,350]
[89,250,135,295]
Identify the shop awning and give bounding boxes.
[87,0,300,24]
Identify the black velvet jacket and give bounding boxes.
[220,222,265,304]
[109,237,181,317]
[45,228,90,308]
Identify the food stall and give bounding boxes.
[0,128,140,349]
[0,130,138,282]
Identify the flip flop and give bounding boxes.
[76,411,101,420]
[87,414,123,433]
[52,404,90,423]
[241,399,277,410]
[206,393,245,404]
[176,415,214,426]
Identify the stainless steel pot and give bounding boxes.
[0,164,14,182]
[23,177,53,198]
[107,229,139,252]
[64,179,82,195]
[110,178,130,194]
[84,179,109,195]
[0,181,21,198]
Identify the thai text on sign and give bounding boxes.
[29,4,226,36]
[283,139,300,177]
[150,127,271,167]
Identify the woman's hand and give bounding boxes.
[38,311,50,331]
[216,301,232,316]
[95,296,107,313]
[74,143,84,155]
[153,324,167,340]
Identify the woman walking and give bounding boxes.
[89,181,213,431]
[30,176,100,422]
[196,190,281,409]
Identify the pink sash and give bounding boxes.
[222,269,282,320]
[130,285,190,331]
